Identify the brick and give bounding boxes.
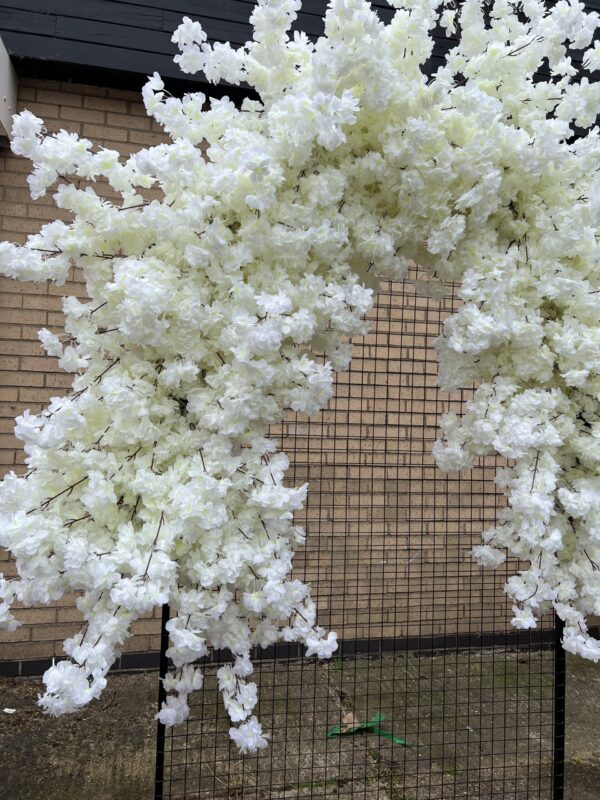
[45,374,72,388]
[0,627,30,643]
[27,205,72,222]
[0,293,23,308]
[84,95,128,113]
[19,101,60,118]
[51,593,76,608]
[0,341,43,356]
[106,87,139,101]
[60,105,105,124]
[32,623,80,641]
[127,129,168,147]
[0,202,28,218]
[18,388,57,403]
[2,158,32,174]
[0,411,18,428]
[107,111,150,130]
[121,635,149,653]
[130,102,150,117]
[60,81,106,97]
[56,607,83,623]
[0,324,22,338]
[0,641,56,660]
[0,557,17,575]
[5,187,40,203]
[0,356,19,370]
[0,370,44,387]
[1,309,46,325]
[16,608,57,625]
[0,434,20,449]
[18,86,36,101]
[83,123,128,142]
[2,217,39,233]
[0,277,47,294]
[20,356,60,372]
[22,295,62,311]
[0,387,18,401]
[48,282,87,297]
[40,89,83,107]
[131,618,161,635]
[3,233,27,245]
[20,326,46,341]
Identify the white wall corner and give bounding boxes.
[0,35,17,144]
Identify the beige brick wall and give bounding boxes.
[276,282,519,642]
[0,78,530,667]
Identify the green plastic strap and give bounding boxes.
[326,711,409,746]
[371,727,408,746]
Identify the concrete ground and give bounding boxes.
[0,651,596,799]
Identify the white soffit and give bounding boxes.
[0,35,17,141]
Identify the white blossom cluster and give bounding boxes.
[0,0,599,749]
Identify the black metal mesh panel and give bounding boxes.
[158,279,558,800]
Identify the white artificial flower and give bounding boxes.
[171,17,207,49]
[304,629,338,659]
[156,695,190,726]
[0,578,20,632]
[472,545,507,568]
[37,328,64,358]
[511,605,538,630]
[229,716,268,754]
[0,0,599,753]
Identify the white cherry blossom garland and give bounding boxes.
[0,0,599,752]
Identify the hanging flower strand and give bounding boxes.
[1,0,599,751]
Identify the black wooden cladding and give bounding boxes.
[0,1,597,94]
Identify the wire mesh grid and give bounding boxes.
[157,277,559,800]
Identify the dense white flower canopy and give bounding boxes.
[0,0,599,750]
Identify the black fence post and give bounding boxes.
[553,615,566,800]
[154,603,170,800]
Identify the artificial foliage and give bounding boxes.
[0,0,599,751]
